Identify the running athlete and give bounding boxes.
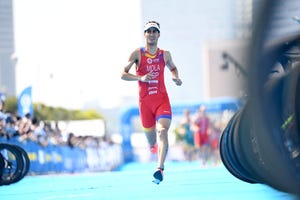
[121,21,182,184]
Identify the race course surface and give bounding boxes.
[0,161,299,200]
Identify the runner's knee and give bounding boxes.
[157,126,167,139]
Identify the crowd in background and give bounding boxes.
[0,98,124,174]
[174,105,233,166]
[0,99,113,151]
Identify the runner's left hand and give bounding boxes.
[172,78,182,86]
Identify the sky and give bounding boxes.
[13,0,142,109]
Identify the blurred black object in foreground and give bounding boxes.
[220,64,300,196]
[0,143,30,185]
[220,0,300,197]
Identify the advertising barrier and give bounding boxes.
[0,137,123,175]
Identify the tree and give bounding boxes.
[4,96,103,121]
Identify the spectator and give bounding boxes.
[5,114,17,139]
[33,119,48,147]
[181,109,194,147]
[15,114,36,143]
[0,112,6,138]
[175,109,195,161]
[208,121,222,165]
[46,122,64,146]
[67,132,76,148]
[192,105,211,165]
[0,93,5,112]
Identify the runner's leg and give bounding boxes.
[156,118,171,169]
[144,126,157,147]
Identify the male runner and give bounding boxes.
[121,21,182,184]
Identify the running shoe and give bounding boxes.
[152,168,164,184]
[150,144,158,154]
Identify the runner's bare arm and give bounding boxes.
[164,51,182,86]
[121,49,141,81]
[121,49,154,82]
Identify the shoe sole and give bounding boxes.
[152,179,161,184]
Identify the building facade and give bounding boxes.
[0,0,16,97]
[139,0,300,101]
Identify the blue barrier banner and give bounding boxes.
[0,137,123,174]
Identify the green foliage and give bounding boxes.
[4,96,103,121]
[34,103,103,121]
[3,96,18,113]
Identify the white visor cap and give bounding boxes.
[144,22,160,32]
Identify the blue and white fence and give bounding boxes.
[0,137,123,174]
